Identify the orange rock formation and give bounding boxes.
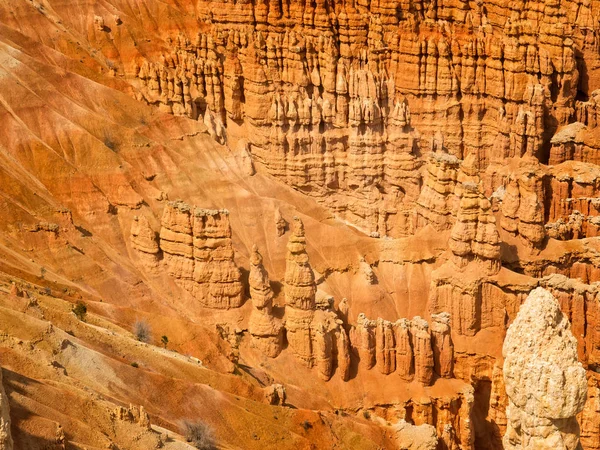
[0,0,599,448]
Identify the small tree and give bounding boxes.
[72,301,87,321]
[183,421,216,450]
[133,319,151,343]
[161,335,169,348]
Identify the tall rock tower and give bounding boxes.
[503,287,587,450]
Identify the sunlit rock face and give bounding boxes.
[503,287,587,450]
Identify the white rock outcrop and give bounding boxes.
[503,287,587,450]
[0,367,13,450]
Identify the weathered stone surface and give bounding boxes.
[0,365,12,450]
[248,245,283,357]
[503,288,587,450]
[430,312,454,379]
[159,201,243,308]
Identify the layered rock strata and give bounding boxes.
[129,0,589,237]
[499,160,546,249]
[159,201,243,308]
[284,217,317,365]
[350,313,454,385]
[449,181,501,274]
[503,288,587,450]
[248,245,283,357]
[283,217,350,380]
[130,215,161,269]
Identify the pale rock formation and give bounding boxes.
[282,218,349,378]
[337,297,349,323]
[130,215,161,268]
[336,326,352,382]
[394,420,438,450]
[430,312,453,378]
[93,15,105,32]
[113,405,151,430]
[248,245,283,357]
[0,366,13,450]
[503,288,587,450]
[159,201,243,308]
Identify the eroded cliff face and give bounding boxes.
[126,0,600,241]
[0,0,599,448]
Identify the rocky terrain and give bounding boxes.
[0,0,599,448]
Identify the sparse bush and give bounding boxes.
[363,410,371,419]
[133,319,151,343]
[131,362,139,368]
[72,301,87,321]
[301,420,312,431]
[183,421,216,450]
[161,335,169,348]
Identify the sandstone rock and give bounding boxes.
[352,313,376,370]
[449,182,500,274]
[337,297,349,323]
[284,217,316,310]
[159,201,243,308]
[9,282,22,298]
[336,326,351,382]
[359,258,376,284]
[415,151,460,231]
[395,318,414,381]
[264,384,286,406]
[411,317,435,386]
[503,287,587,450]
[0,366,13,450]
[394,420,438,450]
[131,216,161,269]
[430,312,453,378]
[274,208,287,237]
[248,245,283,358]
[375,318,396,375]
[500,161,546,249]
[284,217,317,366]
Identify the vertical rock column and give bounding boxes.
[248,245,283,357]
[130,215,161,269]
[411,317,435,386]
[430,312,454,378]
[395,318,414,381]
[503,287,587,450]
[0,365,13,450]
[284,217,317,367]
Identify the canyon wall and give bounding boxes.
[129,0,600,240]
